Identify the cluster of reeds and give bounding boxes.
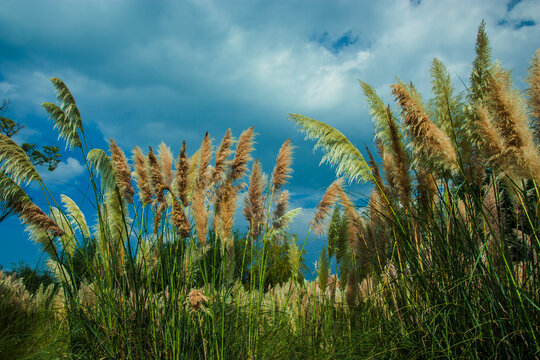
[1,21,539,359]
[293,21,540,358]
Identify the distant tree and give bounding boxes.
[0,99,61,222]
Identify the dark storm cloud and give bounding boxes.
[0,0,539,268]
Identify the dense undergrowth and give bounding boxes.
[0,22,539,359]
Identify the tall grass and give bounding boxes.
[0,22,539,359]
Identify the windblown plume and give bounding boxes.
[61,194,90,238]
[474,104,505,162]
[192,189,208,247]
[217,183,238,251]
[50,207,76,256]
[132,146,152,205]
[272,190,289,231]
[527,49,540,141]
[174,141,190,205]
[43,78,84,150]
[271,139,294,192]
[311,178,344,235]
[470,20,492,104]
[42,102,82,150]
[0,172,31,220]
[384,107,411,206]
[365,145,385,198]
[171,197,190,238]
[186,150,200,202]
[197,132,213,189]
[212,129,234,184]
[229,127,254,183]
[360,81,395,145]
[244,160,266,239]
[486,66,540,182]
[0,134,42,185]
[158,141,174,189]
[109,139,134,203]
[429,58,464,137]
[289,114,372,183]
[391,82,457,174]
[21,202,64,254]
[148,146,166,204]
[87,149,116,192]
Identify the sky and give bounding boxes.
[0,0,539,273]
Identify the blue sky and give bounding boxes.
[1,0,539,273]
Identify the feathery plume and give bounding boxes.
[385,106,411,205]
[487,66,540,182]
[174,141,190,206]
[132,146,152,205]
[311,179,344,235]
[391,82,457,174]
[187,288,209,313]
[109,139,134,203]
[271,139,294,192]
[158,141,174,189]
[527,49,540,141]
[290,114,372,183]
[474,104,505,162]
[198,132,213,189]
[217,183,238,250]
[212,129,234,184]
[229,127,254,183]
[61,194,90,238]
[192,188,208,247]
[20,202,65,238]
[244,160,266,240]
[148,146,166,204]
[365,145,385,197]
[272,190,290,231]
[0,134,42,185]
[87,148,116,191]
[171,197,190,238]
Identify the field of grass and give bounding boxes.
[1,22,539,359]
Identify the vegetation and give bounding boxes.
[0,22,539,359]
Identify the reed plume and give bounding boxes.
[229,127,254,183]
[20,202,64,239]
[289,114,372,183]
[217,182,238,253]
[311,178,344,235]
[385,107,411,206]
[109,139,134,204]
[271,138,294,192]
[197,132,213,189]
[0,134,42,185]
[158,141,174,189]
[192,187,208,247]
[171,197,190,238]
[244,159,266,240]
[174,141,190,206]
[272,190,289,231]
[87,148,116,191]
[391,82,457,174]
[61,194,90,238]
[148,146,166,204]
[486,66,540,182]
[527,49,540,141]
[212,129,234,184]
[132,146,152,205]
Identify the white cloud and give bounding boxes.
[39,157,85,185]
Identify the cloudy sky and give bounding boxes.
[1,0,539,271]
